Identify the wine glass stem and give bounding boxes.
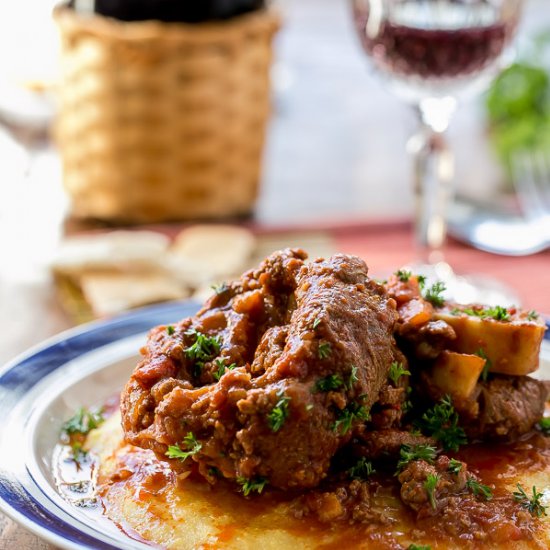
[408,97,456,265]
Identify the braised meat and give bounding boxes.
[385,273,456,360]
[291,479,389,524]
[121,250,399,490]
[353,429,436,460]
[460,375,549,441]
[398,455,468,514]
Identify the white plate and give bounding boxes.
[0,301,548,550]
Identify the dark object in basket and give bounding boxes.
[69,0,266,22]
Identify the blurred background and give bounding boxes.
[1,1,550,544]
[1,0,550,356]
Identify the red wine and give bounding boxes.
[354,1,517,82]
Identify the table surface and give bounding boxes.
[1,0,550,548]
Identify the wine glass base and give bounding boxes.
[402,261,521,307]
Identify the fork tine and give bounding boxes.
[511,152,545,220]
[534,151,550,210]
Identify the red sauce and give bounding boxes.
[56,418,550,549]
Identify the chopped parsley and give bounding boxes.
[332,402,370,435]
[395,269,412,282]
[185,329,221,377]
[475,348,491,382]
[486,305,510,321]
[315,374,344,393]
[346,365,359,390]
[62,407,105,437]
[448,458,463,475]
[212,358,236,381]
[267,392,291,432]
[166,432,202,462]
[211,282,229,295]
[68,442,88,465]
[166,325,175,336]
[237,476,267,496]
[538,417,550,435]
[513,484,547,517]
[388,361,411,386]
[418,396,467,452]
[408,545,431,550]
[422,281,446,307]
[313,317,321,330]
[397,444,438,472]
[527,310,539,321]
[318,341,332,360]
[347,457,375,480]
[466,478,493,501]
[451,305,510,321]
[424,473,439,509]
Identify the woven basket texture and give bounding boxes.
[54,5,279,222]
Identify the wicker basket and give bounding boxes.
[54,5,280,223]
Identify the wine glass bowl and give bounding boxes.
[352,0,522,104]
[350,0,525,305]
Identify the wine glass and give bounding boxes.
[351,0,524,304]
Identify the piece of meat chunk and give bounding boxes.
[352,429,436,460]
[418,370,549,441]
[121,250,399,491]
[398,455,468,515]
[291,479,389,525]
[460,375,549,441]
[384,273,456,360]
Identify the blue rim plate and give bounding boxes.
[0,301,548,550]
[0,300,199,550]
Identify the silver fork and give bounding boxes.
[447,153,550,256]
[512,151,550,245]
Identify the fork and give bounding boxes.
[512,151,550,245]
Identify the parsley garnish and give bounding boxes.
[466,478,493,501]
[485,305,510,321]
[395,269,412,282]
[332,402,370,435]
[475,348,491,382]
[417,275,427,289]
[397,444,438,472]
[166,432,202,462]
[418,396,467,451]
[267,392,291,432]
[185,329,221,376]
[211,282,229,295]
[408,545,431,550]
[237,476,267,496]
[452,305,510,321]
[318,341,332,359]
[527,310,539,321]
[315,374,344,392]
[513,484,547,517]
[388,361,411,386]
[62,407,105,436]
[212,358,236,381]
[313,317,321,330]
[347,457,375,480]
[69,442,89,465]
[166,325,175,336]
[538,417,550,435]
[424,473,439,509]
[346,365,359,390]
[423,281,446,307]
[448,458,463,475]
